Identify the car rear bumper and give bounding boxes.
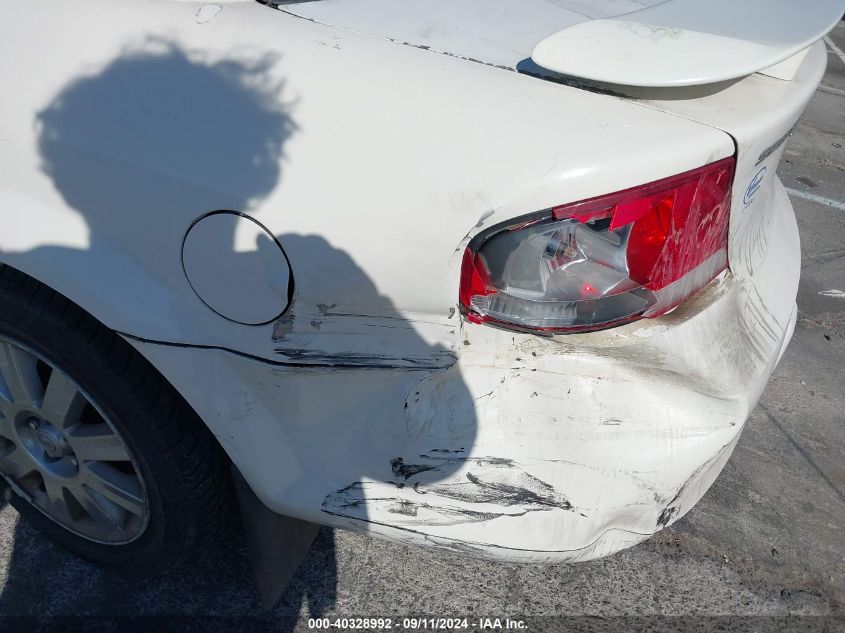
[129,178,800,562]
[364,187,798,563]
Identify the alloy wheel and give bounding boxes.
[0,335,148,544]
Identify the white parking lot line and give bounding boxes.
[819,83,845,97]
[786,186,845,211]
[825,35,845,66]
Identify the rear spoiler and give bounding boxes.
[531,0,844,87]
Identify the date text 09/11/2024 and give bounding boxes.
[307,617,529,630]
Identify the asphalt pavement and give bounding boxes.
[1,21,843,633]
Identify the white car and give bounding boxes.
[0,0,841,600]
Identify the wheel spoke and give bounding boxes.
[0,337,148,542]
[42,476,67,508]
[0,414,14,441]
[0,341,43,407]
[25,478,79,528]
[0,445,37,481]
[40,369,86,431]
[80,462,144,517]
[66,422,130,462]
[72,485,127,530]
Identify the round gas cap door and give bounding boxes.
[182,211,292,325]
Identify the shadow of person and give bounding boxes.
[0,35,483,630]
[36,37,293,248]
[0,39,338,628]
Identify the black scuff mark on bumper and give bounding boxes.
[325,482,515,525]
[656,506,679,529]
[316,302,338,316]
[458,471,572,511]
[310,308,451,329]
[391,457,438,481]
[321,508,650,557]
[657,464,703,530]
[656,438,737,529]
[271,300,296,340]
[120,332,446,371]
[272,348,457,370]
[323,454,576,528]
[422,536,487,558]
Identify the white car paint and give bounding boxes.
[0,0,730,354]
[0,0,831,561]
[276,0,665,71]
[532,0,845,86]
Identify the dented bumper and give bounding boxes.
[130,178,799,562]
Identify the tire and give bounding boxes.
[0,264,231,574]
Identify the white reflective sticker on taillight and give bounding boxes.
[459,157,735,333]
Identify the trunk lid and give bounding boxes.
[270,0,660,70]
[273,0,841,87]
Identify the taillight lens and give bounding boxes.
[459,157,735,333]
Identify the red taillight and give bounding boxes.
[459,157,735,333]
[459,247,495,324]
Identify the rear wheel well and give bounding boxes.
[0,261,233,571]
[0,262,221,451]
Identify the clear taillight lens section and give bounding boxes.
[459,157,735,333]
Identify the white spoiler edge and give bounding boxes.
[531,0,845,87]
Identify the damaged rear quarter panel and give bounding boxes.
[0,0,802,562]
[130,186,799,559]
